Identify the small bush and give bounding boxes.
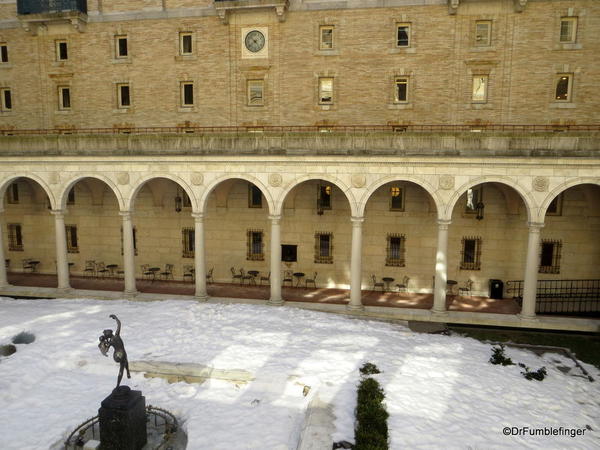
[489,345,515,366]
[519,363,547,381]
[354,363,388,450]
[360,362,381,376]
[12,331,35,345]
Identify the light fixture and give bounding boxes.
[475,201,485,220]
[174,187,182,213]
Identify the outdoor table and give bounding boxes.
[446,280,458,295]
[293,272,305,287]
[148,267,160,282]
[29,260,40,272]
[247,270,259,284]
[382,277,395,291]
[106,264,118,277]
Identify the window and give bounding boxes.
[559,17,577,43]
[318,77,333,104]
[117,84,130,108]
[317,184,332,211]
[179,32,193,55]
[58,86,71,110]
[320,26,334,50]
[182,227,195,258]
[65,225,78,253]
[248,184,262,208]
[475,21,492,46]
[394,77,409,103]
[314,232,333,264]
[555,74,572,101]
[247,229,264,261]
[1,88,12,111]
[282,244,297,262]
[6,182,18,204]
[396,23,410,47]
[181,82,194,107]
[386,234,406,267]
[7,224,23,251]
[539,239,562,274]
[67,188,75,205]
[465,185,483,213]
[546,194,563,216]
[56,40,68,61]
[0,44,8,63]
[390,186,404,211]
[472,75,488,102]
[460,237,482,270]
[247,80,264,106]
[116,36,128,58]
[120,226,138,256]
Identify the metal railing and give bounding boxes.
[17,0,87,15]
[506,279,600,316]
[0,124,599,136]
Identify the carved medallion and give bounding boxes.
[117,172,130,185]
[48,172,60,185]
[532,176,548,192]
[439,175,455,190]
[351,174,366,189]
[269,173,282,187]
[190,172,204,186]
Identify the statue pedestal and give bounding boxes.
[98,386,147,450]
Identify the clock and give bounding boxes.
[245,30,265,53]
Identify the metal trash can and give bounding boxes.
[489,279,503,299]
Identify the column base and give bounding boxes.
[346,303,364,312]
[194,294,208,302]
[57,286,72,294]
[430,308,449,317]
[124,290,138,298]
[518,313,538,322]
[267,298,285,306]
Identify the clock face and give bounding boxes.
[245,30,265,53]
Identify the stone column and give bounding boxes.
[51,209,71,291]
[192,212,208,301]
[0,208,8,287]
[268,214,283,305]
[521,222,544,320]
[120,211,137,295]
[432,219,451,314]
[348,216,365,311]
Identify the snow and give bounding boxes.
[0,297,598,450]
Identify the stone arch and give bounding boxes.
[0,174,56,210]
[276,174,357,217]
[540,178,600,217]
[128,173,198,212]
[358,175,443,217]
[59,174,126,211]
[199,174,275,215]
[447,176,535,222]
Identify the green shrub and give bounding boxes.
[519,363,547,381]
[489,344,515,366]
[360,362,381,376]
[354,363,388,450]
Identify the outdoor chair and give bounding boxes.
[240,268,253,285]
[206,267,214,284]
[22,258,34,272]
[305,272,317,288]
[96,262,110,278]
[230,267,242,284]
[260,271,270,285]
[459,279,473,297]
[282,270,293,287]
[396,276,410,292]
[83,260,96,277]
[183,265,194,282]
[371,275,384,291]
[141,264,154,280]
[160,263,174,280]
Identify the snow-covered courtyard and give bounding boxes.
[0,297,598,449]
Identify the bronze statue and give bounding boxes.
[98,314,131,388]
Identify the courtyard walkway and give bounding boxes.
[5,273,521,314]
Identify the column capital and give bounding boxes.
[350,216,364,224]
[437,219,452,228]
[119,210,133,219]
[50,209,66,217]
[527,221,545,231]
[192,212,205,220]
[268,214,282,222]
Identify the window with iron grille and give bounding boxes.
[7,223,23,251]
[182,227,195,258]
[120,226,138,256]
[248,184,262,208]
[65,225,78,253]
[6,182,18,204]
[246,229,264,261]
[314,232,333,264]
[539,239,561,274]
[460,236,481,270]
[386,233,406,267]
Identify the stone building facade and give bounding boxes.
[0,0,598,331]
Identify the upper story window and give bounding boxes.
[58,86,71,110]
[67,188,75,205]
[180,32,193,55]
[115,36,128,58]
[390,186,405,211]
[396,23,411,47]
[559,17,577,43]
[181,82,194,107]
[247,79,264,106]
[475,21,492,46]
[466,185,483,214]
[1,88,12,111]
[546,193,563,216]
[394,77,409,103]
[0,44,8,63]
[318,184,332,211]
[248,184,262,208]
[472,75,488,103]
[56,40,68,61]
[555,74,572,101]
[320,25,334,50]
[318,77,333,104]
[117,83,130,108]
[6,182,19,204]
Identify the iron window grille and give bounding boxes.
[539,239,562,274]
[314,232,333,264]
[65,225,78,253]
[460,236,482,270]
[182,227,195,258]
[246,229,264,261]
[386,233,406,267]
[8,223,23,251]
